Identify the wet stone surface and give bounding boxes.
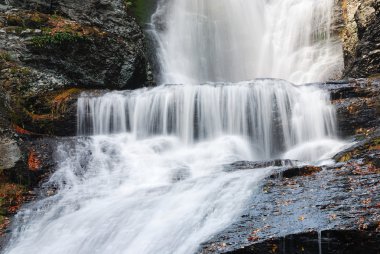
[200,132,380,254]
[312,78,380,137]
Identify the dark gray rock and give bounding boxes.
[222,230,380,254]
[343,0,380,78]
[200,134,380,254]
[2,0,154,89]
[332,79,380,137]
[0,54,80,136]
[224,160,297,172]
[0,1,156,135]
[314,78,380,137]
[23,33,150,90]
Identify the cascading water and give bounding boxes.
[77,80,339,160]
[153,0,343,84]
[4,0,346,254]
[3,82,345,254]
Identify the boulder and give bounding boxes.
[0,137,21,172]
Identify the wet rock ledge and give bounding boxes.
[321,78,380,137]
[200,128,380,254]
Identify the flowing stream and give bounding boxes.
[4,0,344,254]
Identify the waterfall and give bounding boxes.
[4,0,346,253]
[77,79,337,159]
[153,0,343,84]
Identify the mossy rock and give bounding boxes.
[5,11,49,29]
[0,56,81,136]
[30,32,89,48]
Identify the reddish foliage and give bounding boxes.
[12,124,33,135]
[28,150,41,171]
[0,183,26,214]
[0,183,28,235]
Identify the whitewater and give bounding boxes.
[4,0,345,253]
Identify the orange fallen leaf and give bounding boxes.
[28,150,41,171]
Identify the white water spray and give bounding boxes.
[153,0,343,84]
[4,134,271,254]
[4,80,344,254]
[4,0,345,253]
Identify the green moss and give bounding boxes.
[130,0,157,23]
[0,51,11,61]
[123,0,133,8]
[51,14,60,20]
[31,32,88,48]
[9,66,31,76]
[41,27,52,33]
[6,12,48,29]
[6,14,24,27]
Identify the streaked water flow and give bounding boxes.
[153,0,343,84]
[4,0,345,253]
[77,80,338,159]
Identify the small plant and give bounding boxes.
[9,66,30,76]
[6,14,24,27]
[0,51,11,61]
[123,0,133,9]
[31,32,88,48]
[51,14,60,20]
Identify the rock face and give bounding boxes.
[0,0,154,136]
[340,0,380,78]
[0,51,80,136]
[200,129,380,254]
[0,5,153,89]
[322,78,380,137]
